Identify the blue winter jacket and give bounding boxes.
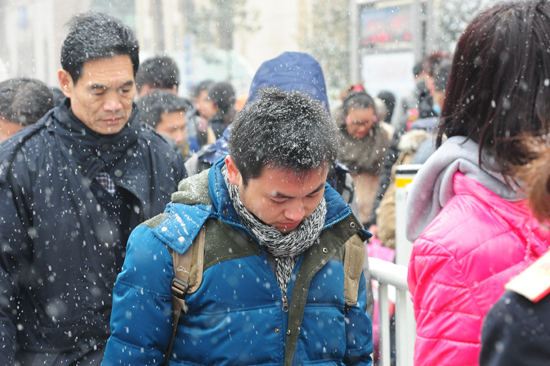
[102,159,373,366]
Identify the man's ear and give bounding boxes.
[58,70,74,98]
[225,156,242,186]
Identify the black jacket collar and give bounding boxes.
[51,98,141,179]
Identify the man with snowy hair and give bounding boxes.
[102,87,373,365]
[0,12,186,365]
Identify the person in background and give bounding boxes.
[191,79,214,119]
[369,53,450,238]
[331,83,365,128]
[0,78,53,143]
[205,81,236,139]
[135,56,179,98]
[480,138,550,366]
[337,91,389,227]
[406,1,550,365]
[391,52,449,133]
[190,79,217,148]
[376,68,445,248]
[377,90,396,124]
[138,90,192,161]
[0,12,186,365]
[389,61,422,131]
[431,59,452,117]
[373,96,395,140]
[421,51,450,100]
[136,56,201,153]
[102,87,373,366]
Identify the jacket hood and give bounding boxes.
[406,136,526,241]
[199,52,330,165]
[245,52,330,112]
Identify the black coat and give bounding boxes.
[480,290,550,366]
[0,100,186,364]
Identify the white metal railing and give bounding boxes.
[369,257,416,366]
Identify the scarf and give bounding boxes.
[52,98,141,180]
[222,166,326,295]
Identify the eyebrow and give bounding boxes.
[90,84,107,90]
[273,182,325,199]
[90,80,134,90]
[120,80,134,88]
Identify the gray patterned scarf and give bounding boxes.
[222,166,326,295]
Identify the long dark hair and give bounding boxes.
[437,0,550,175]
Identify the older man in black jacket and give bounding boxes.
[0,12,186,366]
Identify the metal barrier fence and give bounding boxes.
[369,258,415,366]
[369,164,421,366]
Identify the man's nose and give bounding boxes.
[284,200,305,222]
[103,96,123,113]
[175,130,185,146]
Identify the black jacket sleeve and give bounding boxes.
[480,290,550,366]
[0,162,33,365]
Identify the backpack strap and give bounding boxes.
[343,234,366,306]
[165,225,206,365]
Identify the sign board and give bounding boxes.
[360,1,413,50]
[361,51,415,98]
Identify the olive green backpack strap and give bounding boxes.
[283,232,366,366]
[343,234,365,306]
[165,225,206,365]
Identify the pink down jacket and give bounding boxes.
[408,172,550,366]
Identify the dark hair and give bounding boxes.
[229,88,338,185]
[191,79,214,98]
[377,90,396,122]
[207,81,236,115]
[0,78,54,126]
[343,91,375,116]
[423,51,451,77]
[434,60,452,93]
[413,61,424,78]
[437,0,550,175]
[61,12,139,85]
[138,90,191,128]
[135,56,179,92]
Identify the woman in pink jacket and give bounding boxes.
[405,1,550,365]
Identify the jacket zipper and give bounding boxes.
[282,295,289,312]
[224,225,291,351]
